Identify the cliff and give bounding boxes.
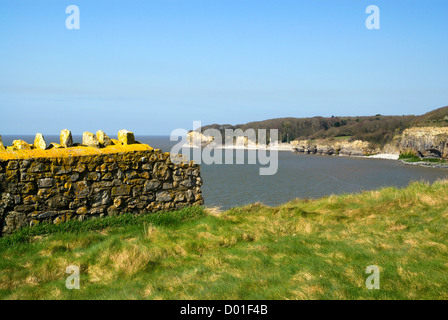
[401,127,448,158]
[186,131,214,148]
[291,126,448,160]
[291,139,375,156]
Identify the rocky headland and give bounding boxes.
[186,125,448,167]
[193,105,448,166]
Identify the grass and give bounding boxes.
[399,152,448,165]
[424,158,448,164]
[1,180,448,300]
[399,151,421,162]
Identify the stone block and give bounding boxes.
[60,129,73,148]
[118,130,135,145]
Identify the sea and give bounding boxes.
[3,135,447,209]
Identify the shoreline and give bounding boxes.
[181,144,294,152]
[184,144,401,159]
[398,159,448,169]
[182,144,448,168]
[297,152,448,168]
[363,153,400,160]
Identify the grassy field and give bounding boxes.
[1,180,448,300]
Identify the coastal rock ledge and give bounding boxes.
[401,127,448,158]
[291,139,374,157]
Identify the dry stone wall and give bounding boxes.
[0,131,203,237]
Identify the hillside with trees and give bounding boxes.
[200,106,448,148]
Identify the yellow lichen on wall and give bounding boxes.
[0,143,155,160]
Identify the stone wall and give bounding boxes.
[0,142,203,237]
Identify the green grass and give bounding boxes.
[425,158,448,164]
[399,152,447,165]
[0,207,206,246]
[1,180,448,300]
[399,151,421,162]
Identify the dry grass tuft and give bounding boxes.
[143,223,158,240]
[205,206,223,217]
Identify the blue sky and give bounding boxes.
[0,0,447,135]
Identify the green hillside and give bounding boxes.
[201,106,448,147]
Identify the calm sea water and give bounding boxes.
[3,135,447,209]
